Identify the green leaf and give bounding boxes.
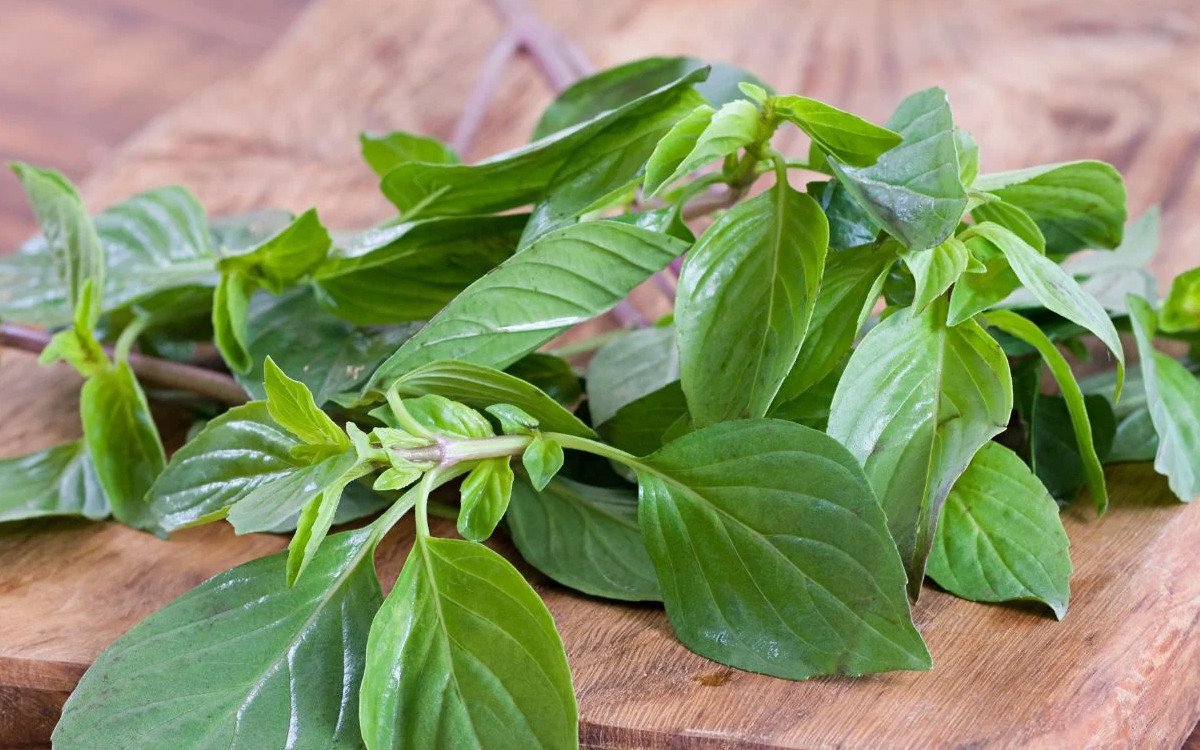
[522,436,564,491]
[971,197,1046,252]
[404,394,494,439]
[212,270,255,373]
[1029,394,1115,504]
[809,179,880,251]
[0,441,109,523]
[642,104,715,196]
[382,68,708,217]
[770,358,844,431]
[507,474,660,601]
[287,462,371,584]
[901,237,969,314]
[457,458,515,541]
[226,449,358,534]
[264,357,350,447]
[1069,206,1160,314]
[969,221,1125,396]
[531,55,768,140]
[360,130,459,176]
[827,87,967,251]
[210,208,294,252]
[677,183,828,424]
[217,208,331,293]
[236,287,418,405]
[363,221,686,392]
[312,215,525,325]
[828,298,1012,595]
[771,95,902,167]
[10,162,105,328]
[644,98,762,197]
[954,127,979,186]
[1161,266,1200,333]
[521,88,705,245]
[586,325,678,427]
[150,402,301,530]
[360,537,577,750]
[1127,295,1200,501]
[53,528,381,750]
[947,234,1022,325]
[772,241,893,405]
[637,419,929,678]
[982,309,1110,511]
[505,353,582,408]
[385,360,593,437]
[973,160,1126,255]
[36,315,108,376]
[597,381,689,457]
[926,442,1072,618]
[80,361,167,531]
[487,403,539,434]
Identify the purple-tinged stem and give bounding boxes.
[0,323,247,405]
[450,30,521,156]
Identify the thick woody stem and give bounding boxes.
[0,323,247,405]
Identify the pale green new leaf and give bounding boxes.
[0,441,108,523]
[507,474,660,601]
[457,457,515,541]
[638,419,930,678]
[677,183,828,424]
[827,88,967,251]
[901,236,969,314]
[828,298,1013,595]
[1161,266,1200,333]
[212,271,255,373]
[644,98,762,197]
[364,221,686,393]
[53,529,381,750]
[586,325,678,427]
[771,94,901,167]
[360,130,458,176]
[80,361,167,531]
[359,537,577,750]
[226,449,358,535]
[974,160,1126,255]
[982,309,1108,512]
[642,105,715,196]
[263,357,349,447]
[287,462,371,584]
[521,436,564,491]
[927,442,1072,618]
[1127,295,1200,501]
[217,208,330,293]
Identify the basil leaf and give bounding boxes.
[1161,265,1200,334]
[80,361,167,531]
[217,208,331,293]
[0,249,70,326]
[973,160,1126,255]
[312,215,525,325]
[828,298,1012,595]
[226,449,357,535]
[637,419,929,678]
[1127,295,1200,501]
[531,56,768,140]
[360,537,577,750]
[381,68,708,217]
[486,403,540,434]
[827,88,967,251]
[597,381,688,457]
[809,179,880,251]
[586,325,678,427]
[901,236,969,314]
[678,184,828,424]
[210,208,294,252]
[1107,407,1159,464]
[0,441,109,523]
[522,436,565,491]
[642,104,715,196]
[983,309,1110,511]
[364,221,685,392]
[772,241,893,405]
[287,461,371,584]
[237,288,418,405]
[505,353,582,407]
[10,163,105,328]
[387,360,594,438]
[770,358,843,430]
[264,357,349,447]
[771,95,902,167]
[360,130,458,176]
[954,127,979,186]
[1030,394,1115,504]
[947,234,1023,325]
[971,197,1046,252]
[53,528,381,750]
[970,221,1125,396]
[457,457,515,541]
[1070,206,1160,314]
[507,474,659,601]
[644,98,762,197]
[926,442,1072,618]
[149,402,301,531]
[405,394,494,439]
[521,88,705,244]
[212,271,255,373]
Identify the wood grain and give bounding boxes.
[2,0,1200,747]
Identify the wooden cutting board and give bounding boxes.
[3,0,1200,747]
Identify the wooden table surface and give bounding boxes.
[2,0,1200,748]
